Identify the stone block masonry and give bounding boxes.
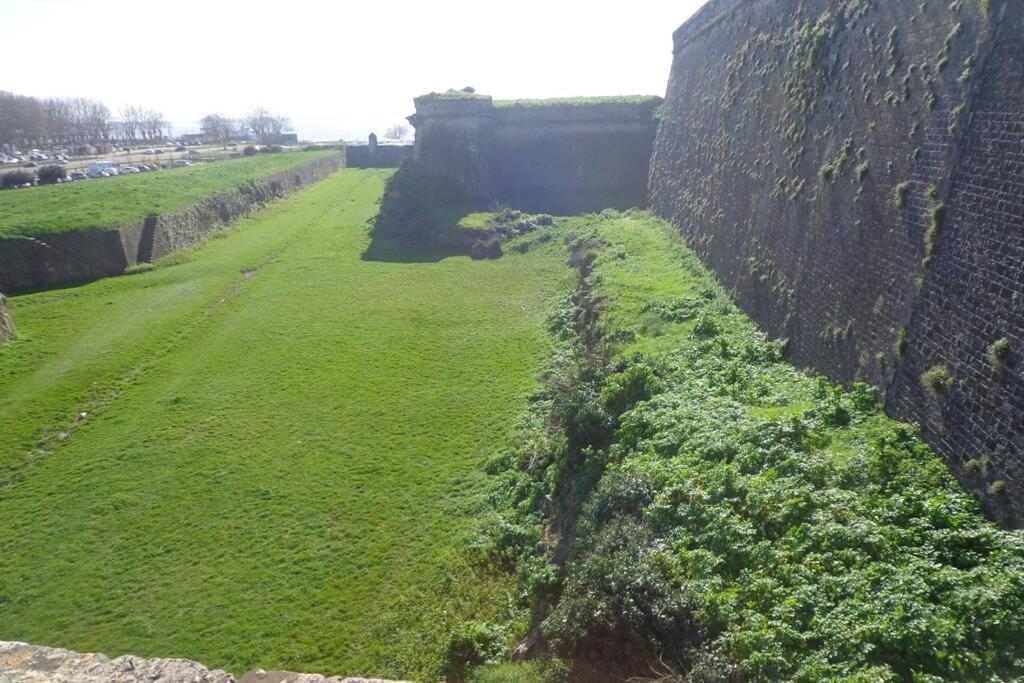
[0,152,346,294]
[408,93,662,214]
[0,641,406,683]
[650,0,1024,525]
[345,144,412,168]
[0,292,14,342]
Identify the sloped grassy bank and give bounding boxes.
[474,210,1024,681]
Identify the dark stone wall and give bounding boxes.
[346,144,412,168]
[409,95,661,213]
[0,153,345,294]
[889,1,1024,525]
[650,0,1024,525]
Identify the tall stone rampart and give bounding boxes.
[408,93,661,213]
[650,0,1024,524]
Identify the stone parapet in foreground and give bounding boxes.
[0,642,405,683]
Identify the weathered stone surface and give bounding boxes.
[408,93,661,214]
[0,641,232,682]
[0,152,346,295]
[0,643,408,683]
[239,670,405,683]
[650,0,1024,525]
[0,292,13,343]
[345,144,412,168]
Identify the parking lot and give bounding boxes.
[0,143,245,186]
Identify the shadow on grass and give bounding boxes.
[360,238,465,264]
[360,199,491,264]
[359,160,630,264]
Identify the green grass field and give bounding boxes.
[0,151,335,238]
[0,168,572,679]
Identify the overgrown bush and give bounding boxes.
[484,213,1024,681]
[988,337,1010,368]
[921,363,954,397]
[36,165,66,185]
[600,360,664,416]
[1,170,34,189]
[444,621,512,682]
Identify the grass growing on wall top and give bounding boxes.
[0,169,573,680]
[0,150,335,238]
[415,89,492,102]
[493,95,662,108]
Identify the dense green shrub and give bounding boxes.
[921,364,954,397]
[1,170,34,189]
[36,165,66,185]
[988,338,1011,368]
[600,360,664,416]
[483,213,1024,681]
[444,621,513,682]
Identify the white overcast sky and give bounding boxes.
[2,0,705,141]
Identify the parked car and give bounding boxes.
[69,171,87,181]
[120,166,139,174]
[143,149,155,155]
[22,161,37,168]
[168,159,191,168]
[175,146,186,152]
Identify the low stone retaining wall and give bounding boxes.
[0,642,405,683]
[0,293,14,343]
[0,152,345,294]
[345,144,412,168]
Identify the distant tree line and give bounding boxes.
[0,89,294,150]
[0,91,113,149]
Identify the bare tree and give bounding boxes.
[119,105,143,143]
[384,124,409,141]
[0,91,45,149]
[245,107,291,144]
[200,114,235,145]
[0,92,115,149]
[141,110,169,141]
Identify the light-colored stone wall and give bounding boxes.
[0,642,405,683]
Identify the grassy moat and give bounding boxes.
[0,169,570,679]
[1,168,1022,681]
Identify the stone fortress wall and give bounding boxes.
[345,143,412,168]
[407,93,662,214]
[649,0,1024,525]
